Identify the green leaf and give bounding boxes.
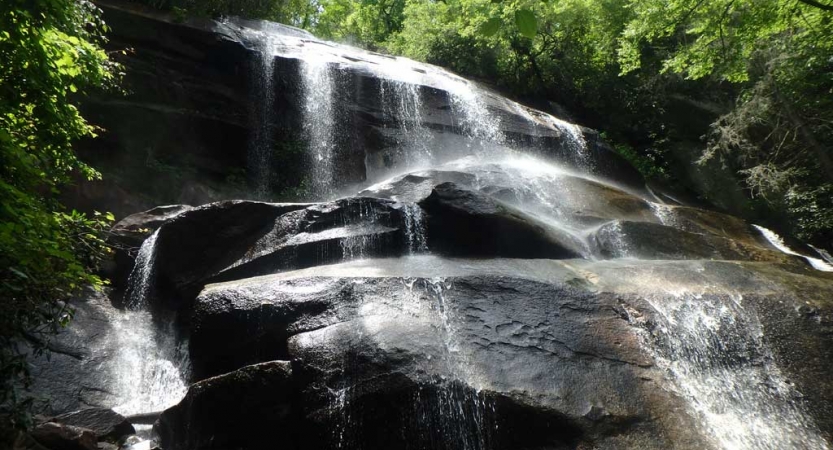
[479,18,503,37]
[515,9,537,39]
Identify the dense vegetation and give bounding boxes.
[142,0,833,246]
[0,0,117,436]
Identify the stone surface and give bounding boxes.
[589,219,804,265]
[30,422,98,450]
[26,288,123,416]
[419,182,584,258]
[155,361,294,450]
[181,256,833,448]
[51,408,135,442]
[143,198,409,306]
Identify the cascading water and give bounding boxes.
[115,231,190,427]
[402,203,428,254]
[125,229,160,310]
[247,44,276,199]
[379,78,433,169]
[753,225,833,272]
[301,58,337,198]
[625,288,829,450]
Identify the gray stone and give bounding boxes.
[51,408,135,442]
[30,422,97,450]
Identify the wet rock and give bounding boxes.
[30,422,97,450]
[156,361,294,450]
[419,182,584,258]
[590,220,802,264]
[108,205,193,286]
[51,408,135,442]
[26,288,122,416]
[148,198,408,307]
[111,205,193,243]
[190,257,718,449]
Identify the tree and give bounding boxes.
[0,0,117,435]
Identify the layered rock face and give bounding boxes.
[102,159,832,450]
[34,2,833,449]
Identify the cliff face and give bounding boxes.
[69,1,254,217]
[70,0,642,218]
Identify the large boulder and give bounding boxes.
[25,289,123,415]
[181,256,833,449]
[155,361,294,450]
[140,198,413,308]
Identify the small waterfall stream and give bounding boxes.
[116,231,190,426]
[301,58,337,198]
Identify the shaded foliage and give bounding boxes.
[0,0,118,436]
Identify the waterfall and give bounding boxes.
[301,58,337,199]
[442,79,503,150]
[627,291,829,450]
[248,45,276,198]
[402,203,428,253]
[380,78,433,169]
[114,230,190,422]
[125,229,160,310]
[753,225,833,272]
[110,312,190,417]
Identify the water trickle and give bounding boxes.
[402,203,428,253]
[380,79,433,168]
[440,78,503,151]
[627,291,829,450]
[301,58,337,199]
[650,202,678,227]
[248,45,276,198]
[125,230,160,310]
[420,277,494,450]
[753,225,833,272]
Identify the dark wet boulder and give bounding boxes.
[155,361,294,450]
[111,205,193,243]
[180,256,833,449]
[25,288,123,416]
[419,182,584,258]
[590,220,803,265]
[188,257,719,449]
[51,408,134,442]
[29,422,98,450]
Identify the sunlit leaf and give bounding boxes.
[479,17,503,37]
[515,9,537,39]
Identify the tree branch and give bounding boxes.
[796,0,833,12]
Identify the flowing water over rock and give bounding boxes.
[48,9,833,450]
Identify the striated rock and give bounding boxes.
[51,408,135,442]
[155,361,294,450]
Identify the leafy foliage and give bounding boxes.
[0,0,117,435]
